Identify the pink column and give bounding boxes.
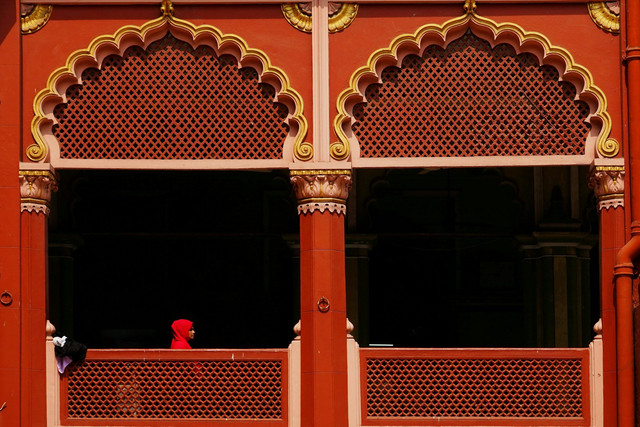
[19,169,58,426]
[291,170,351,427]
[589,166,624,427]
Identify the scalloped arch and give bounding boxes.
[333,12,616,166]
[29,14,312,168]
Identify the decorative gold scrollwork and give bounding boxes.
[26,134,48,162]
[282,3,359,33]
[597,138,620,158]
[161,0,174,17]
[21,4,53,35]
[464,0,477,15]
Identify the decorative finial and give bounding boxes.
[593,318,603,337]
[293,320,301,337]
[464,0,476,15]
[161,0,174,17]
[46,320,56,337]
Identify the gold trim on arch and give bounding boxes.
[282,3,359,33]
[28,8,312,163]
[332,8,617,161]
[588,2,620,34]
[21,5,53,35]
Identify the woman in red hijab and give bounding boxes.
[170,319,195,349]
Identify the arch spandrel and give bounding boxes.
[28,13,312,169]
[333,10,618,167]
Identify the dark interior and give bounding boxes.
[48,167,599,349]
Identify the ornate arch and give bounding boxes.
[333,8,617,167]
[28,11,312,169]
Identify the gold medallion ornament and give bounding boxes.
[588,2,620,34]
[282,3,358,33]
[21,4,53,35]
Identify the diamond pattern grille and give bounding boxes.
[52,34,289,160]
[65,359,283,420]
[352,30,591,158]
[365,357,584,419]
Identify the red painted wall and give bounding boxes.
[0,1,24,426]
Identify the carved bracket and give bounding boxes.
[588,166,624,211]
[19,170,58,214]
[290,170,351,215]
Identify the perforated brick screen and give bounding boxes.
[64,357,284,421]
[352,30,591,158]
[363,353,586,421]
[52,34,289,160]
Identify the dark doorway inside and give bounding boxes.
[347,167,599,348]
[48,169,299,349]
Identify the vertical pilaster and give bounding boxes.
[19,168,57,427]
[291,170,351,427]
[0,1,22,425]
[589,165,625,427]
[312,0,330,162]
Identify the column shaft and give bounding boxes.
[18,170,57,427]
[291,170,351,427]
[300,211,348,426]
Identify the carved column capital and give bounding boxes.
[588,166,624,211]
[290,170,351,215]
[19,170,58,215]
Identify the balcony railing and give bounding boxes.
[359,348,591,426]
[53,348,290,426]
[46,330,603,427]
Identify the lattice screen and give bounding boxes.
[65,359,283,420]
[52,34,289,160]
[365,357,583,418]
[352,30,591,158]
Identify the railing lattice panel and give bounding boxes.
[63,350,286,422]
[361,348,590,426]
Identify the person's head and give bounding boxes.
[171,319,194,342]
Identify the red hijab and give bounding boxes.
[170,319,193,349]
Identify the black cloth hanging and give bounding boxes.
[54,337,87,362]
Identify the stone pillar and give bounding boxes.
[589,165,625,427]
[518,231,597,347]
[290,169,351,427]
[19,168,58,426]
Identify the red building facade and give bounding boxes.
[0,0,637,426]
